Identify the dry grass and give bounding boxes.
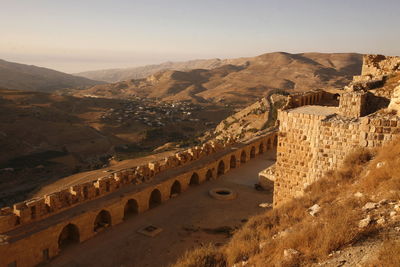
[368,239,400,267]
[172,244,226,267]
[171,140,400,267]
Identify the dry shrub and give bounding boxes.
[271,204,366,264]
[359,138,400,196]
[172,244,226,267]
[368,239,400,267]
[337,147,376,181]
[222,200,305,266]
[223,226,261,265]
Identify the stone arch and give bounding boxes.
[259,142,264,154]
[240,150,247,163]
[170,180,181,197]
[217,160,225,176]
[105,180,110,192]
[83,186,88,200]
[230,155,237,169]
[189,172,200,185]
[94,210,112,232]
[250,146,256,158]
[333,93,340,101]
[123,199,138,220]
[267,138,272,150]
[149,189,162,209]
[58,223,80,250]
[206,169,213,181]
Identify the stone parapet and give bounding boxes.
[338,91,367,118]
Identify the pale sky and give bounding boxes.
[1,0,399,73]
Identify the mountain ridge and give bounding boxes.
[75,57,250,83]
[72,52,363,105]
[0,59,103,93]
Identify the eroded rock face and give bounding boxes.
[388,85,400,113]
[362,54,400,77]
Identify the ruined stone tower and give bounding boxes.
[272,54,400,206]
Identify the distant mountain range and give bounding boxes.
[72,52,363,104]
[0,59,103,92]
[75,58,249,83]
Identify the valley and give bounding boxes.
[0,89,232,206]
[0,52,362,207]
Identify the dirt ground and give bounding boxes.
[46,152,275,267]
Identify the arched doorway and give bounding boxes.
[217,160,225,177]
[170,180,181,197]
[333,93,340,100]
[94,210,111,232]
[267,139,272,150]
[83,186,89,200]
[189,173,200,185]
[240,151,246,163]
[58,223,80,250]
[259,143,264,154]
[149,189,161,209]
[230,155,237,169]
[250,147,256,158]
[206,169,213,181]
[123,199,138,220]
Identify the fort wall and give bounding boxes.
[0,132,277,267]
[274,108,400,206]
[273,54,400,206]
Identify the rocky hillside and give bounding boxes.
[0,59,102,92]
[71,52,362,105]
[75,58,248,83]
[202,90,288,143]
[172,143,400,267]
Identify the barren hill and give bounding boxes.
[0,88,232,205]
[72,52,362,105]
[0,59,103,92]
[75,58,249,83]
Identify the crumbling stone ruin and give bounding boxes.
[0,127,278,266]
[1,54,398,267]
[271,54,400,206]
[211,89,323,142]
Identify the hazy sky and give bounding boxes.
[1,0,399,73]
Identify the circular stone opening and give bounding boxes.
[209,188,237,200]
[216,190,231,195]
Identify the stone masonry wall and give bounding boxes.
[0,132,277,267]
[274,108,400,206]
[338,91,367,118]
[273,109,334,203]
[0,137,241,234]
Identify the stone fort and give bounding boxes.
[270,54,400,205]
[0,54,399,267]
